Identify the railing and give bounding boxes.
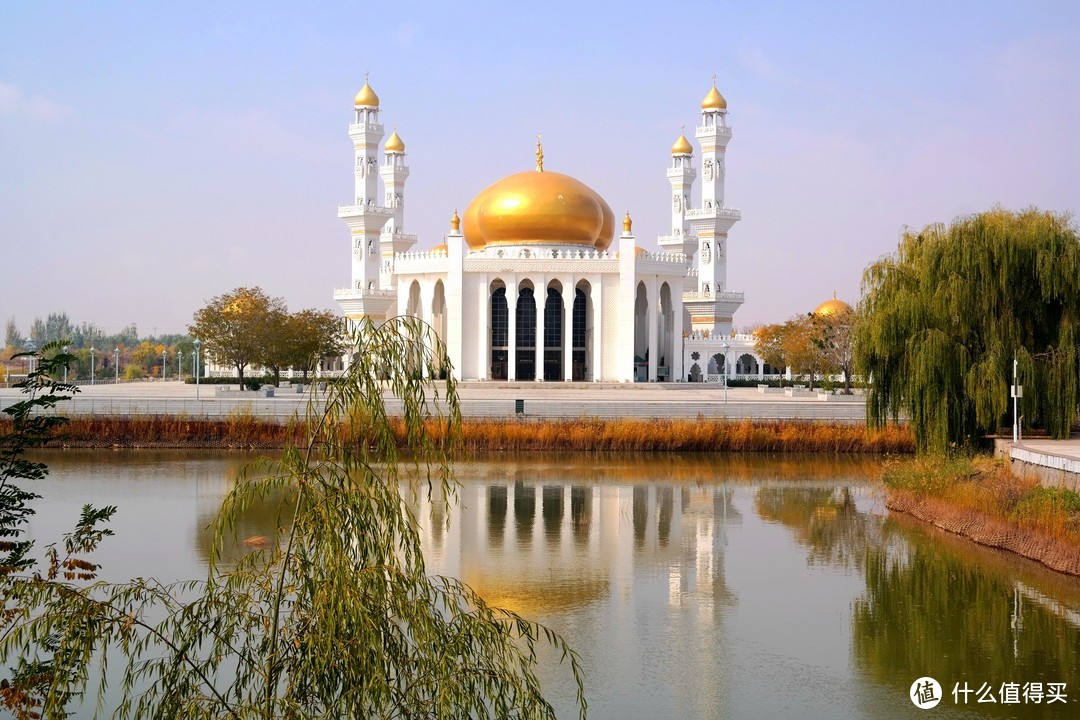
[337,204,393,217]
[686,207,741,220]
[348,122,384,134]
[333,287,397,299]
[683,290,745,302]
[0,394,867,423]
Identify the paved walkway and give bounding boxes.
[1015,438,1080,462]
[0,380,868,422]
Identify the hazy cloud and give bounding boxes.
[0,82,70,122]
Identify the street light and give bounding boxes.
[162,348,168,381]
[27,340,35,375]
[722,341,730,404]
[90,347,96,385]
[193,339,202,400]
[114,347,120,384]
[177,349,183,380]
[63,345,69,383]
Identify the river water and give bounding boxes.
[27,451,1080,719]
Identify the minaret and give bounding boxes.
[658,129,698,258]
[684,79,744,336]
[335,76,394,322]
[378,128,416,288]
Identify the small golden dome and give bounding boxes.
[623,211,632,233]
[450,209,460,232]
[384,130,405,153]
[462,169,615,252]
[702,84,727,110]
[671,133,693,155]
[433,243,448,254]
[354,81,379,107]
[813,292,853,317]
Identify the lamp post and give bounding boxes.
[194,339,202,400]
[722,341,730,404]
[162,348,168,381]
[63,345,69,383]
[114,347,120,384]
[90,347,95,385]
[177,349,183,380]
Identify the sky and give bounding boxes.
[2,1,1078,337]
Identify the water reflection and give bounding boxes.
[28,451,1080,720]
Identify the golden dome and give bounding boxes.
[671,133,693,155]
[462,170,615,251]
[354,81,379,107]
[702,84,727,110]
[384,130,405,152]
[623,211,632,233]
[433,243,448,254]
[813,292,853,316]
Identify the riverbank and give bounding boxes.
[884,455,1080,576]
[0,415,914,454]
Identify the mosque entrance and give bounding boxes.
[543,288,563,381]
[516,288,537,381]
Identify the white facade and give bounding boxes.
[334,81,764,383]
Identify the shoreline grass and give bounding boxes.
[884,454,1080,547]
[0,415,914,454]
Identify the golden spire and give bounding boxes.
[384,126,405,152]
[535,134,544,172]
[671,128,693,155]
[451,209,461,232]
[701,76,727,110]
[354,71,380,107]
[623,211,633,233]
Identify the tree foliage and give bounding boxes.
[189,287,286,389]
[754,310,854,390]
[0,318,586,719]
[855,207,1080,452]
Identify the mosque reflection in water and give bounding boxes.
[411,468,741,620]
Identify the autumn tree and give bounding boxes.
[753,323,789,387]
[189,287,286,390]
[856,207,1080,452]
[284,309,346,381]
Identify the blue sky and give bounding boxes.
[2,1,1078,335]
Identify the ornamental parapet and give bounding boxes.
[381,231,417,244]
[695,124,732,139]
[683,290,745,303]
[348,121,384,135]
[333,287,397,300]
[466,246,616,261]
[686,207,741,221]
[338,204,393,218]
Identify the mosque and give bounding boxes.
[333,79,771,383]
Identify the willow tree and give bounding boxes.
[1,317,586,719]
[856,207,1080,452]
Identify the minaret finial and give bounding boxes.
[365,70,370,83]
[451,209,461,232]
[535,134,544,172]
[623,211,633,233]
[712,73,717,86]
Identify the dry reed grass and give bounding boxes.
[1,414,913,455]
[403,417,912,454]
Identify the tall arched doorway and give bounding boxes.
[572,285,588,381]
[490,283,508,380]
[516,285,537,381]
[544,283,564,381]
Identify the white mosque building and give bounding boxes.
[333,79,770,383]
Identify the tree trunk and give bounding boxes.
[237,364,245,391]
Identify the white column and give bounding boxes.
[648,278,659,382]
[535,279,546,381]
[672,293,684,382]
[508,283,518,382]
[477,279,490,380]
[562,280,574,382]
[590,276,602,381]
